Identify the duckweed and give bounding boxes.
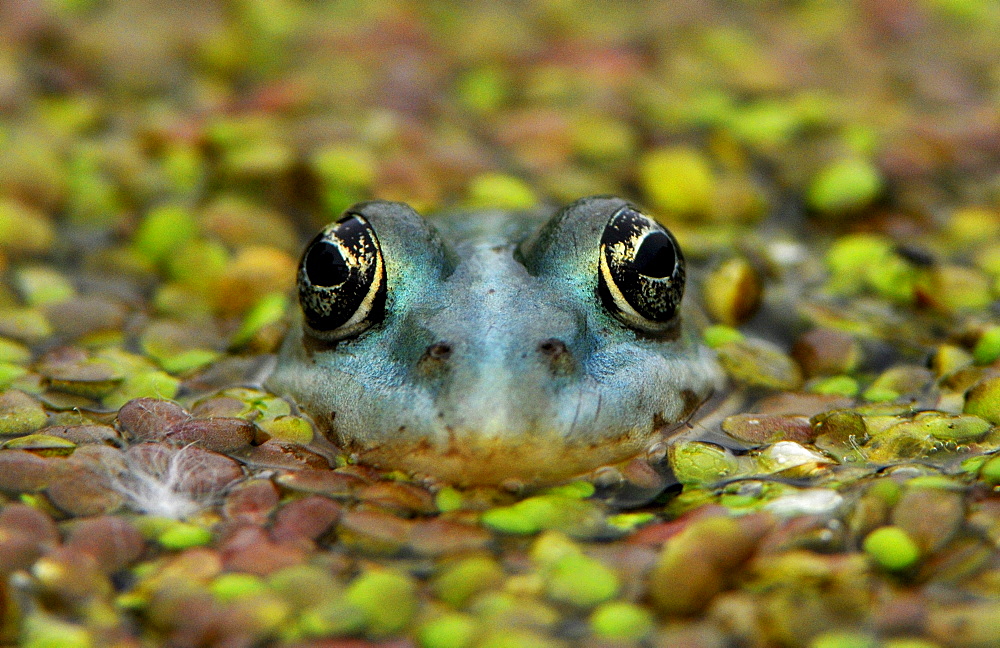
[0,338,31,364]
[809,632,878,648]
[345,569,419,636]
[481,494,605,537]
[2,2,1000,647]
[312,144,376,190]
[297,598,367,638]
[979,455,1000,485]
[0,308,53,343]
[973,326,1000,365]
[434,486,464,512]
[920,265,994,314]
[543,552,620,607]
[229,292,287,349]
[639,147,715,217]
[809,375,860,397]
[156,522,213,550]
[825,234,916,302]
[807,158,883,215]
[22,615,93,648]
[0,390,48,437]
[432,556,504,608]
[589,601,654,640]
[134,204,199,265]
[716,337,803,390]
[15,267,75,307]
[210,572,269,601]
[417,614,479,648]
[0,199,55,255]
[965,377,1000,425]
[456,66,510,114]
[671,441,740,484]
[478,629,561,648]
[703,324,745,348]
[2,434,76,456]
[466,173,537,210]
[650,515,768,615]
[0,362,29,388]
[703,257,762,326]
[863,526,920,572]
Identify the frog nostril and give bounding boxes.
[426,342,453,360]
[538,338,566,356]
[416,341,453,378]
[538,338,574,375]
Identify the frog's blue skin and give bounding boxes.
[268,196,721,486]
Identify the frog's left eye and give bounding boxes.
[598,206,685,332]
[297,214,386,340]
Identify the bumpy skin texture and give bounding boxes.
[267,196,722,486]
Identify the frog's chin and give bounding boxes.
[333,426,667,487]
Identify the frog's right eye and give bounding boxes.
[297,214,386,340]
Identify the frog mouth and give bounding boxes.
[329,391,706,487]
[310,367,714,486]
[338,424,654,487]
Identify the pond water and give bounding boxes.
[1,1,999,646]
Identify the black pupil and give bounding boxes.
[632,231,675,278]
[305,240,350,286]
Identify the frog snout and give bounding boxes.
[416,336,576,378]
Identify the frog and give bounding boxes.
[266,195,722,486]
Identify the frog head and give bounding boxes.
[267,196,721,486]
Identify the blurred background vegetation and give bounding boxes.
[2,3,1000,648]
[2,0,998,236]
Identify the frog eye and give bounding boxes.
[598,206,685,332]
[297,214,386,340]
